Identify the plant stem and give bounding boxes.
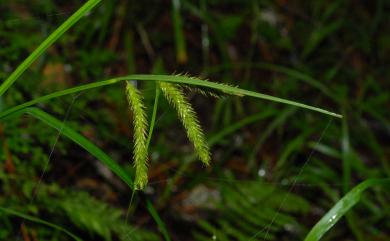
[146,86,161,150]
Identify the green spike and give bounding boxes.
[125,81,149,190]
[159,81,211,165]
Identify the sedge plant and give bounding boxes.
[5,2,384,241]
[0,0,340,196]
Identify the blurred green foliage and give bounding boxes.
[0,0,389,240]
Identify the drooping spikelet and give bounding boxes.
[173,72,244,97]
[125,81,149,190]
[181,85,223,99]
[159,81,211,165]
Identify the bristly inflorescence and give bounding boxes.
[125,81,149,190]
[159,81,211,165]
[125,75,214,190]
[181,85,223,99]
[173,72,244,97]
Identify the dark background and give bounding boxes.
[0,0,389,240]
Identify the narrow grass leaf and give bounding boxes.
[304,178,390,241]
[207,110,275,146]
[3,107,133,188]
[0,74,342,121]
[0,206,83,241]
[302,21,342,59]
[0,0,102,96]
[146,200,172,241]
[134,74,342,118]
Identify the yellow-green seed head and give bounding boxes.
[125,81,149,190]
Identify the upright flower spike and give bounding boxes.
[125,81,149,190]
[159,81,211,165]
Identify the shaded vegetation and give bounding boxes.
[1,0,389,240]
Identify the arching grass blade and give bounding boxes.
[0,74,342,121]
[4,107,133,189]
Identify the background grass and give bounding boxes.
[0,0,389,240]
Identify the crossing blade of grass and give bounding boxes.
[276,129,312,171]
[248,107,297,169]
[302,21,342,59]
[207,109,275,146]
[4,107,133,189]
[0,0,102,96]
[0,206,83,241]
[256,63,336,100]
[0,74,342,121]
[304,178,390,241]
[146,200,172,241]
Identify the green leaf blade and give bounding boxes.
[304,178,390,241]
[0,75,342,121]
[0,206,83,241]
[0,0,102,96]
[4,107,133,189]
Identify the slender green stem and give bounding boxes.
[0,0,102,96]
[125,189,137,225]
[146,86,161,149]
[172,0,187,63]
[146,200,172,241]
